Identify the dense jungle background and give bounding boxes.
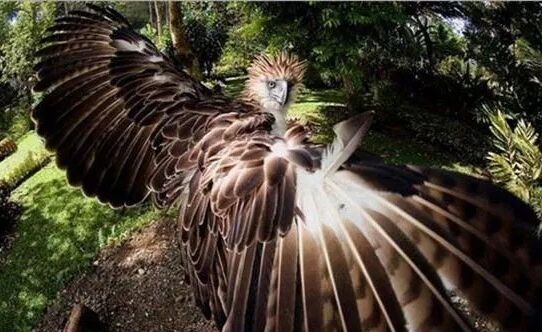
[1,2,542,331]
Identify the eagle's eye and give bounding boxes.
[267,81,276,89]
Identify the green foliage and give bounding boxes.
[138,3,230,77]
[181,2,230,76]
[0,180,22,239]
[215,3,267,76]
[3,108,32,140]
[0,149,50,191]
[139,23,171,51]
[0,182,22,253]
[486,110,542,203]
[228,0,502,148]
[0,1,55,96]
[465,2,542,130]
[0,1,54,144]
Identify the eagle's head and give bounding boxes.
[243,52,307,134]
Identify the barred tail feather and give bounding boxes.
[292,156,542,331]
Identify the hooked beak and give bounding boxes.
[273,81,290,106]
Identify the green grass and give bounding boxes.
[0,162,160,331]
[223,76,246,96]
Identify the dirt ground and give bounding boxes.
[36,218,217,332]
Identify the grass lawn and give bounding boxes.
[0,78,473,331]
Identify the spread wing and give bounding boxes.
[33,4,219,207]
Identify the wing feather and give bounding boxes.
[33,5,213,207]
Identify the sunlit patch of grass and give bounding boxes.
[0,164,161,331]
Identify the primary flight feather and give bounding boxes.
[33,5,542,331]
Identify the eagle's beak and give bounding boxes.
[274,80,290,106]
[283,82,291,106]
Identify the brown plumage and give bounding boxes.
[34,5,542,332]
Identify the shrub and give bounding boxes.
[486,110,542,206]
[380,109,490,164]
[0,137,16,163]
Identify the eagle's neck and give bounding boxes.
[240,96,288,136]
[269,107,287,136]
[252,100,288,136]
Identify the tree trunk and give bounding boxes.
[148,1,155,29]
[154,1,162,41]
[168,0,203,80]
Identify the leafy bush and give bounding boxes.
[0,2,55,104]
[0,102,34,141]
[0,138,16,163]
[214,50,248,78]
[380,109,490,164]
[486,110,542,203]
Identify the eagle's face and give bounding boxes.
[244,53,306,116]
[252,77,296,114]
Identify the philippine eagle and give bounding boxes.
[33,5,541,332]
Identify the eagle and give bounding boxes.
[33,5,541,332]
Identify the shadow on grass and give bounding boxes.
[296,88,345,104]
[0,164,158,331]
